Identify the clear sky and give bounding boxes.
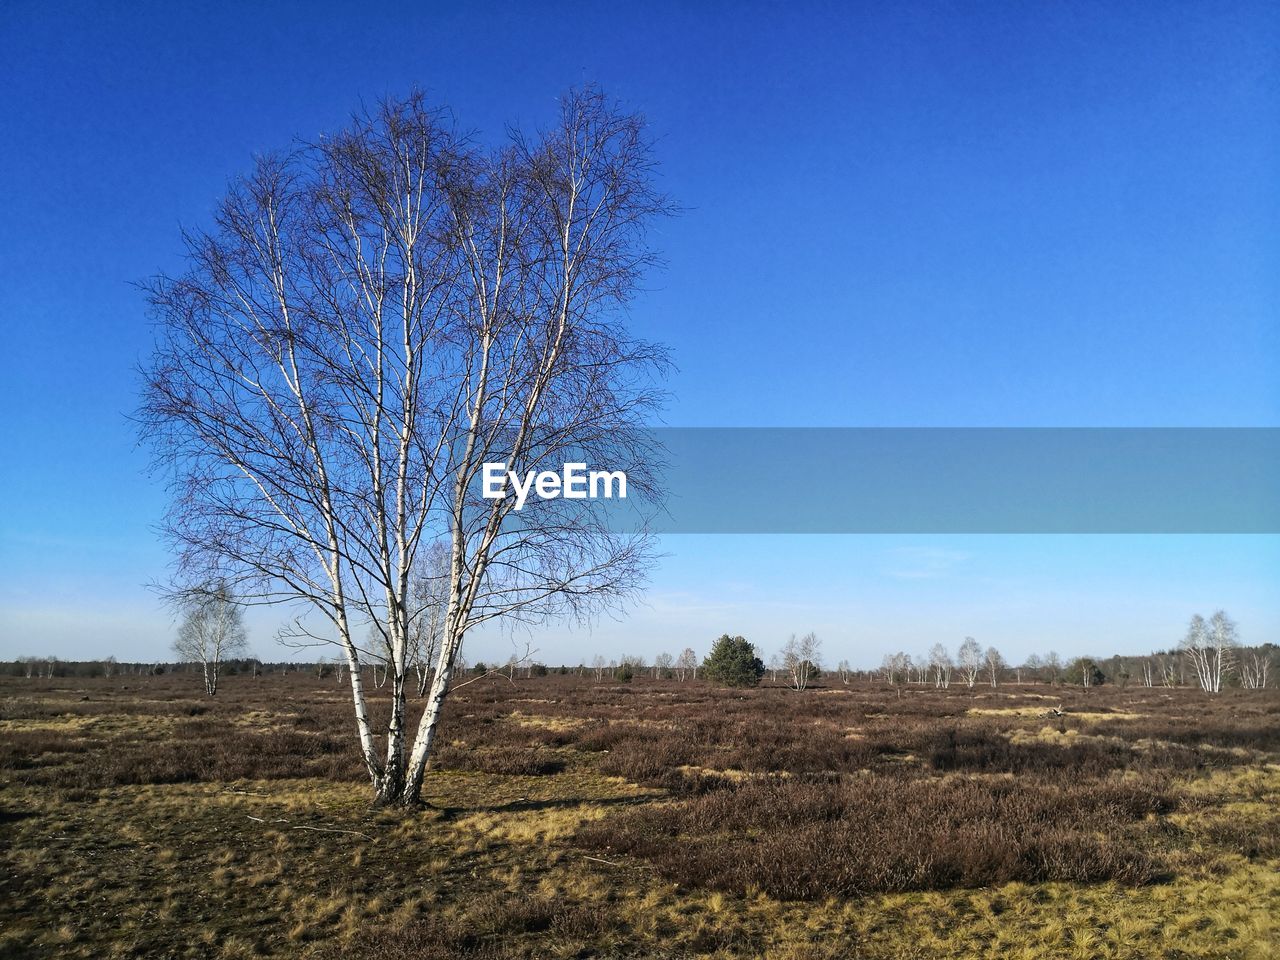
[1,1,1277,667]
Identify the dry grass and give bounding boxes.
[0,673,1276,958]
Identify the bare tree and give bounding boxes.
[782,632,821,691]
[591,655,608,681]
[406,543,449,696]
[363,545,447,696]
[172,584,248,695]
[1208,611,1238,690]
[674,647,697,682]
[836,658,853,684]
[1045,651,1062,685]
[1074,656,1100,689]
[766,653,783,683]
[914,654,930,684]
[1240,647,1272,690]
[957,637,982,688]
[881,651,909,687]
[1021,653,1043,685]
[928,643,952,688]
[140,88,671,806]
[373,658,390,689]
[983,646,1004,687]
[1182,611,1236,694]
[653,651,673,678]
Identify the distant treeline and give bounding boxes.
[6,642,1276,690]
[4,656,269,679]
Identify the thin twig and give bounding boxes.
[244,814,366,838]
[290,825,375,841]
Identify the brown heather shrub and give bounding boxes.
[1092,714,1280,754]
[3,673,1275,912]
[4,724,364,788]
[595,729,695,782]
[573,721,636,752]
[310,895,614,960]
[925,726,1213,774]
[1198,814,1280,859]
[516,725,577,748]
[574,773,1173,898]
[0,730,93,769]
[431,745,567,776]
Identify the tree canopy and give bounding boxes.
[702,634,765,687]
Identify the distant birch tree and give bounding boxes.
[1045,651,1062,685]
[674,647,697,681]
[653,651,673,678]
[782,632,821,691]
[405,544,449,697]
[172,584,248,695]
[881,651,909,687]
[1182,611,1236,694]
[1240,647,1272,689]
[983,646,1004,687]
[929,643,952,688]
[766,653,782,683]
[140,87,671,806]
[957,637,982,688]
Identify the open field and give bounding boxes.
[1,674,1277,959]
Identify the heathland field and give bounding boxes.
[1,674,1276,959]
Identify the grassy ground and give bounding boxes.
[1,673,1276,959]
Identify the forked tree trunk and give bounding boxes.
[401,647,459,806]
[140,90,668,811]
[374,667,408,805]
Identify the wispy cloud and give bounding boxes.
[882,546,972,580]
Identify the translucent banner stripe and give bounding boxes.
[568,428,1280,533]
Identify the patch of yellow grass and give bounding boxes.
[229,708,298,731]
[451,801,609,844]
[676,764,774,781]
[968,707,1143,721]
[0,715,95,733]
[504,710,588,731]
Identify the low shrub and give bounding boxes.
[311,895,612,960]
[432,746,566,777]
[575,774,1172,898]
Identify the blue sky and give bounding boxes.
[1,1,1277,665]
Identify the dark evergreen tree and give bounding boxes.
[702,634,765,687]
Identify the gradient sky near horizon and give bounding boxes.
[2,1,1277,667]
